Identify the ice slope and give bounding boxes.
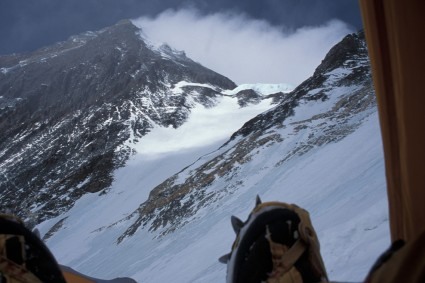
[37,86,388,283]
[35,90,276,273]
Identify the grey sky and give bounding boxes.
[0,0,362,55]
[0,0,363,85]
[134,9,353,85]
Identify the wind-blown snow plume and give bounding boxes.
[132,8,353,85]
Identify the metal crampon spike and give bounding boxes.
[255,195,262,206]
[231,215,243,234]
[218,253,231,264]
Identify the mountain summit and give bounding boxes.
[115,31,379,241]
[0,20,288,224]
[0,22,387,282]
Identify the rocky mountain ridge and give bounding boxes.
[11,26,389,282]
[0,20,285,225]
[32,29,389,283]
[110,31,375,242]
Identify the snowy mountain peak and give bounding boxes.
[0,24,388,283]
[0,19,289,226]
[66,29,380,248]
[157,43,187,59]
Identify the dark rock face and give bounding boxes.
[0,20,236,224]
[230,31,369,140]
[235,89,261,107]
[116,31,375,241]
[314,31,367,76]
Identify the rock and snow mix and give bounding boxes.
[1,20,388,283]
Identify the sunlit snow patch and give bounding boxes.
[134,94,274,156]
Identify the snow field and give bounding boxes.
[39,83,388,282]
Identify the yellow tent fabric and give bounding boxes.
[60,265,136,283]
[62,271,95,283]
[61,266,95,283]
[359,0,425,243]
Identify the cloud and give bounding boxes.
[132,8,353,86]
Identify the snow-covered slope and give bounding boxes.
[1,20,287,224]
[36,31,389,283]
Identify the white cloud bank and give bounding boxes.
[132,8,353,86]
